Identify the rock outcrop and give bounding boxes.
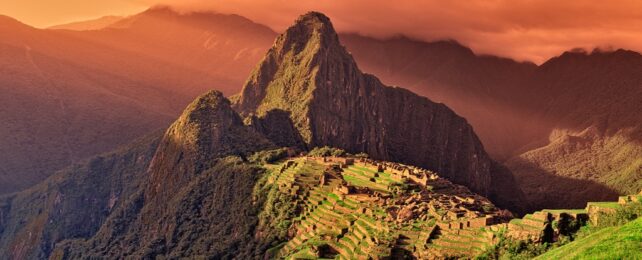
[234,12,521,205]
[0,11,530,260]
[146,90,274,204]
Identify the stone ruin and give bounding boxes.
[280,156,514,258]
[280,156,642,259]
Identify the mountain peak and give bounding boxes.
[231,12,524,207]
[542,47,642,68]
[234,11,349,117]
[278,11,341,53]
[141,5,180,16]
[296,11,332,27]
[0,15,32,31]
[147,89,273,202]
[177,90,238,128]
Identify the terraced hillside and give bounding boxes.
[259,155,642,259]
[536,217,642,259]
[260,156,508,259]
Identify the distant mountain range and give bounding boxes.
[1,6,640,213]
[0,7,274,193]
[0,9,639,259]
[0,12,520,258]
[48,15,123,31]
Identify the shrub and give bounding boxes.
[596,202,642,228]
[355,152,369,158]
[250,148,289,164]
[477,231,551,260]
[308,146,347,157]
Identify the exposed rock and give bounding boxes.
[0,11,531,260]
[144,90,274,223]
[234,12,524,209]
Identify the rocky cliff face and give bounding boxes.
[0,12,530,259]
[0,91,278,259]
[234,12,520,202]
[146,90,273,203]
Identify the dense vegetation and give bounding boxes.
[0,133,162,259]
[307,146,347,157]
[536,217,642,259]
[508,130,642,210]
[478,202,642,259]
[53,156,280,259]
[249,148,290,164]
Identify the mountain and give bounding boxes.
[233,12,524,209]
[339,35,544,160]
[4,6,641,214]
[0,15,178,193]
[0,133,162,259]
[48,16,123,31]
[0,91,278,259]
[0,8,276,194]
[505,50,642,209]
[144,91,275,206]
[0,8,542,199]
[91,6,276,95]
[337,36,642,211]
[0,12,523,259]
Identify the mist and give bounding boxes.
[146,0,642,64]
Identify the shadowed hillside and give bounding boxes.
[3,7,641,212]
[0,8,275,194]
[339,34,544,160]
[0,12,525,259]
[233,12,525,210]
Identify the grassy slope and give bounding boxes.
[536,217,642,260]
[507,129,642,210]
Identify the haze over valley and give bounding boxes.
[0,2,641,259]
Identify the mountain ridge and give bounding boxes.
[48,15,123,31]
[234,11,525,211]
[1,7,640,213]
[0,10,638,259]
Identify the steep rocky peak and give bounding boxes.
[229,12,526,210]
[277,11,341,54]
[146,90,273,202]
[174,90,242,135]
[234,11,355,111]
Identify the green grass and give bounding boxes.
[523,214,547,223]
[587,202,622,209]
[536,217,642,260]
[288,247,317,259]
[509,218,542,230]
[507,132,642,210]
[542,209,587,214]
[342,174,387,192]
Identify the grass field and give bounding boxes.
[536,217,642,259]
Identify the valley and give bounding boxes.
[1,7,641,215]
[0,5,640,259]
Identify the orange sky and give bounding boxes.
[3,0,642,64]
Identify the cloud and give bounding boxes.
[7,0,642,63]
[143,0,642,64]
